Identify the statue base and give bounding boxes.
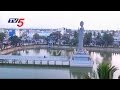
[70,49,93,67]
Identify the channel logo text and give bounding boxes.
[8,18,25,27]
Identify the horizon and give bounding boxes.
[1,27,120,31]
[0,28,120,31]
[0,11,120,30]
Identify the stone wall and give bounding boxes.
[0,45,75,55]
[85,47,120,52]
[1,45,120,55]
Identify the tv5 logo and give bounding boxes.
[8,18,25,27]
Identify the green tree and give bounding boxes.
[49,31,62,44]
[83,62,117,79]
[97,62,117,79]
[0,33,5,42]
[102,33,114,46]
[93,31,96,37]
[72,31,78,46]
[95,32,103,45]
[83,32,92,45]
[63,36,70,45]
[33,33,40,40]
[112,30,115,36]
[9,36,21,46]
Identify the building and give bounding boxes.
[6,29,16,37]
[57,27,66,35]
[26,29,54,38]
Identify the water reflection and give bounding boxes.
[8,48,120,79]
[70,67,92,79]
[12,51,21,55]
[0,65,71,79]
[99,51,112,64]
[47,49,62,56]
[47,49,72,56]
[88,51,92,55]
[0,64,92,79]
[25,50,29,54]
[33,48,40,54]
[100,51,112,59]
[89,50,120,79]
[90,52,103,64]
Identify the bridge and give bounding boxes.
[0,55,70,66]
[0,54,93,67]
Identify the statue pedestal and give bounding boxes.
[70,50,93,67]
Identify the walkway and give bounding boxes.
[0,55,70,66]
[0,45,75,55]
[0,55,68,61]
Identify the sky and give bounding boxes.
[0,11,120,30]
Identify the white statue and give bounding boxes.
[77,21,84,52]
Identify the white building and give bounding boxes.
[57,27,66,35]
[113,32,120,45]
[26,29,54,38]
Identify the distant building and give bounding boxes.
[57,27,66,35]
[26,29,54,38]
[8,29,15,37]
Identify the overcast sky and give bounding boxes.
[0,11,120,30]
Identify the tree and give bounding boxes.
[0,33,5,42]
[9,36,21,46]
[33,33,40,40]
[102,33,114,46]
[62,36,70,45]
[72,31,78,46]
[83,62,118,79]
[49,31,62,45]
[97,62,117,79]
[93,31,96,37]
[83,32,92,45]
[95,32,103,45]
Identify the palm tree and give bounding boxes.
[83,62,118,79]
[97,62,117,79]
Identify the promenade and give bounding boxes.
[0,55,70,66]
[1,44,120,55]
[85,47,120,53]
[0,45,75,55]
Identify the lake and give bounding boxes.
[0,48,119,79]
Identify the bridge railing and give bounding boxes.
[0,59,70,66]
